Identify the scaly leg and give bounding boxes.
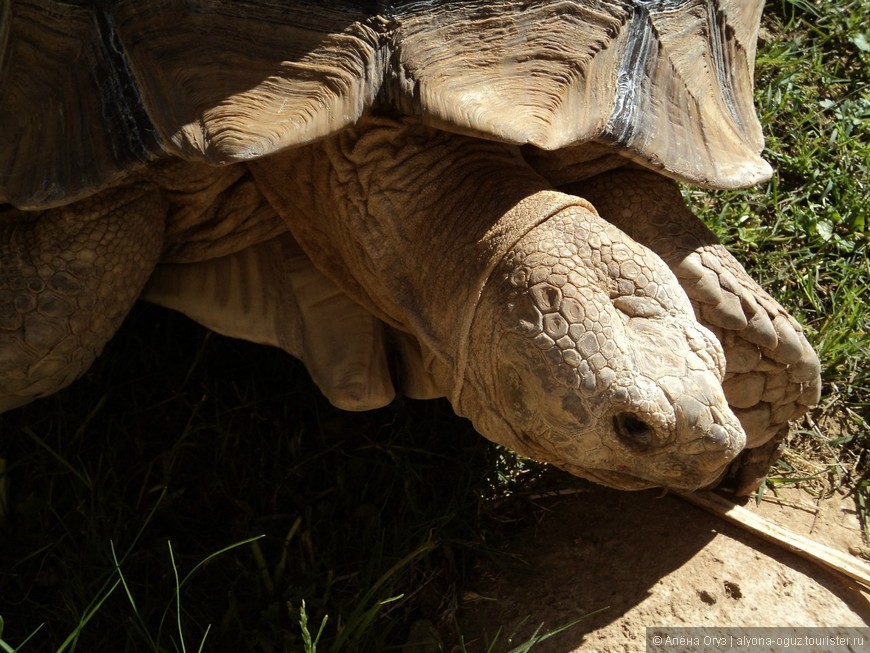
[0,185,165,411]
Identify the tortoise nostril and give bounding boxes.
[613,412,654,451]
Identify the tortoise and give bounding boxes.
[0,0,821,494]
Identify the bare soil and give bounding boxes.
[451,487,870,652]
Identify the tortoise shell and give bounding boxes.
[1,0,768,210]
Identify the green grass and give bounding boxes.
[0,308,571,651]
[686,0,869,496]
[1,1,868,650]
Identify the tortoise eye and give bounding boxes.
[613,412,654,452]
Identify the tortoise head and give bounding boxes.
[456,202,746,491]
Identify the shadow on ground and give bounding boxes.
[452,488,870,652]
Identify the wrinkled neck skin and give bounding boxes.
[252,115,746,492]
[253,115,558,367]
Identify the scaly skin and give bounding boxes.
[252,115,746,491]
[0,184,165,411]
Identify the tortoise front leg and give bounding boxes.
[560,168,821,493]
[0,185,165,411]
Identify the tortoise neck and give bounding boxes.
[252,116,578,392]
